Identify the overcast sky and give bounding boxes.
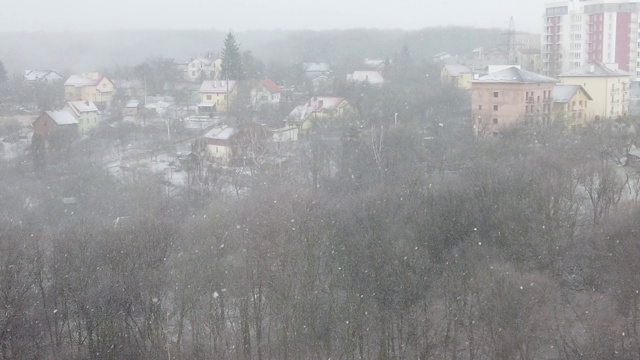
[3,0,548,33]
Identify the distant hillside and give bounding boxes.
[0,27,505,75]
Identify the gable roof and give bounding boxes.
[67,101,100,116]
[191,57,216,66]
[559,62,631,77]
[347,71,384,84]
[303,62,331,72]
[443,64,472,77]
[44,110,79,125]
[64,74,102,87]
[24,70,62,82]
[204,126,237,140]
[474,66,557,84]
[553,84,593,103]
[200,80,237,93]
[288,97,347,122]
[260,79,282,93]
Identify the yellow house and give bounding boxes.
[552,84,593,133]
[287,97,356,134]
[198,80,237,113]
[64,73,115,104]
[441,64,474,89]
[64,101,101,134]
[559,62,630,120]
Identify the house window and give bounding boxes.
[493,118,498,124]
[206,95,212,100]
[478,105,482,110]
[493,91,499,98]
[493,105,498,111]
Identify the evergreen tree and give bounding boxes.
[221,33,243,80]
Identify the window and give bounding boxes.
[493,118,498,124]
[206,95,212,100]
[493,91,499,98]
[478,105,482,110]
[493,105,498,111]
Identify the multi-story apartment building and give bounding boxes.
[559,61,630,118]
[471,67,557,136]
[543,0,640,78]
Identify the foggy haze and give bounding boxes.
[3,0,546,33]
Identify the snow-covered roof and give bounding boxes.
[200,80,237,93]
[67,101,100,117]
[443,64,473,77]
[204,126,237,140]
[45,110,79,125]
[560,61,631,77]
[474,66,557,84]
[347,71,384,84]
[553,84,592,103]
[125,100,139,108]
[64,74,101,87]
[24,70,62,82]
[303,62,331,72]
[288,97,347,122]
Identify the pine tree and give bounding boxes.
[221,33,243,80]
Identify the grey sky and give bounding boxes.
[3,0,547,33]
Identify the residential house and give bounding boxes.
[198,80,237,114]
[64,101,101,134]
[124,100,140,118]
[471,67,557,137]
[553,84,593,132]
[303,62,332,79]
[250,79,282,107]
[347,71,385,86]
[32,110,79,142]
[310,75,334,95]
[24,70,63,85]
[272,125,299,143]
[433,52,454,63]
[287,97,355,134]
[559,62,630,119]
[364,58,387,71]
[64,73,115,105]
[441,65,474,89]
[203,125,237,165]
[187,56,221,82]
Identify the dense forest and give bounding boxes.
[0,27,503,74]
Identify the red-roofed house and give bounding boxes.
[251,79,282,106]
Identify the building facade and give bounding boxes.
[543,0,640,78]
[471,67,557,136]
[559,61,630,118]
